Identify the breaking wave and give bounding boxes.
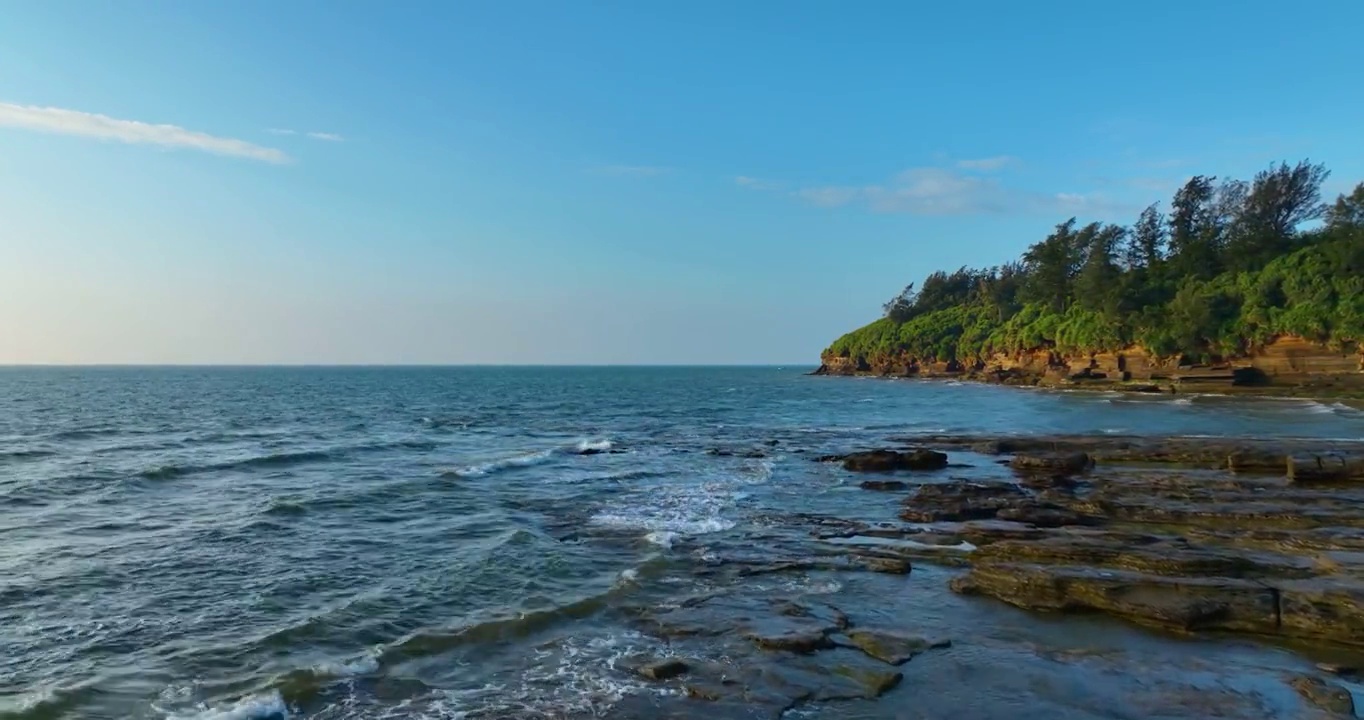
[444,439,616,477]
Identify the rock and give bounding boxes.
[1316,662,1357,676]
[839,449,949,472]
[1018,473,1082,491]
[1010,452,1094,476]
[1278,578,1364,645]
[899,480,1029,522]
[951,563,1281,633]
[639,658,690,680]
[828,665,903,698]
[859,479,909,491]
[995,503,1103,528]
[745,626,835,653]
[854,555,912,574]
[840,629,950,665]
[1288,674,1355,715]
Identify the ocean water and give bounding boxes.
[3,366,1363,720]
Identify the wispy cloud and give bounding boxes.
[0,102,289,163]
[734,175,784,191]
[793,164,1133,218]
[589,165,671,177]
[955,155,1018,172]
[269,128,344,142]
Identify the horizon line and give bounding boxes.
[0,362,819,369]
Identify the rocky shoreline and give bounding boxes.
[604,432,1364,718]
[815,335,1364,400]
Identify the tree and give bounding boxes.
[1167,175,1221,279]
[1074,223,1125,316]
[1021,219,1081,312]
[1325,183,1364,231]
[1226,160,1329,270]
[1125,203,1166,270]
[883,284,917,322]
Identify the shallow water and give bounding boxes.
[2,367,1362,719]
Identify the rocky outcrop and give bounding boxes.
[819,335,1364,393]
[825,449,949,472]
[894,434,1364,646]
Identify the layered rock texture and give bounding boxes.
[817,335,1364,393]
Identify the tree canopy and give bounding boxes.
[827,160,1364,365]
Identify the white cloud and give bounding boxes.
[589,165,671,177]
[0,102,289,163]
[306,131,344,142]
[793,164,1134,218]
[735,175,783,191]
[956,155,1018,171]
[265,128,297,136]
[793,186,859,207]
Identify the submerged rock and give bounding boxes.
[838,629,950,665]
[1288,674,1355,715]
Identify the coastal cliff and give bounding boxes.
[816,335,1364,391]
[817,160,1364,394]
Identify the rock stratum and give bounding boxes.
[816,334,1364,395]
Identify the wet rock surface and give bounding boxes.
[1288,674,1356,715]
[454,431,1364,719]
[829,448,949,472]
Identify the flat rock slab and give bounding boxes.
[952,562,1281,634]
[837,628,951,665]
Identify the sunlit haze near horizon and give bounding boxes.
[3,1,1363,364]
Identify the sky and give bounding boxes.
[2,1,1362,365]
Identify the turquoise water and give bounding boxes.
[3,367,1362,719]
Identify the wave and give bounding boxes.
[576,438,613,453]
[378,589,625,666]
[164,690,289,720]
[137,439,447,482]
[590,512,736,535]
[139,450,333,480]
[445,449,556,478]
[0,448,55,462]
[444,439,616,478]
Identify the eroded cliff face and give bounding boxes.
[816,336,1364,389]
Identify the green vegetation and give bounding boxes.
[827,161,1364,365]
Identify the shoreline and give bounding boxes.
[811,366,1364,403]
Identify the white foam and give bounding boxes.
[617,568,641,583]
[576,438,613,452]
[643,531,678,549]
[166,691,289,720]
[310,650,380,678]
[1173,397,1194,406]
[592,513,735,535]
[450,449,555,477]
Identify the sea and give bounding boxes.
[3,366,1363,720]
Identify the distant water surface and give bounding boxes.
[2,367,1361,719]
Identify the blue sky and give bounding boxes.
[2,1,1362,364]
